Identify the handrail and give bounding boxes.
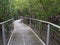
[23,17,60,45]
[0,18,14,45]
[24,17,60,28]
[0,18,14,25]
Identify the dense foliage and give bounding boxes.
[0,0,60,21]
[0,0,60,45]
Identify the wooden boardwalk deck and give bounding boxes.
[9,20,43,45]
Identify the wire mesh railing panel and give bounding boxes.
[31,20,47,44]
[39,23,47,44]
[49,25,60,45]
[0,18,14,45]
[4,20,14,45]
[31,20,41,36]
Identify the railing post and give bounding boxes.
[29,18,31,27]
[2,24,6,45]
[47,24,50,45]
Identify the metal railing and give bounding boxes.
[23,17,60,45]
[0,18,14,45]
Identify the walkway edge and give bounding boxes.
[7,30,15,45]
[30,28,46,45]
[22,23,46,45]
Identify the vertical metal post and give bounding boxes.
[39,22,41,31]
[2,24,6,45]
[29,18,31,27]
[47,24,50,45]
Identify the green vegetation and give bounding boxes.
[0,0,60,21]
[0,0,60,45]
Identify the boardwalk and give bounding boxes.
[9,19,43,45]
